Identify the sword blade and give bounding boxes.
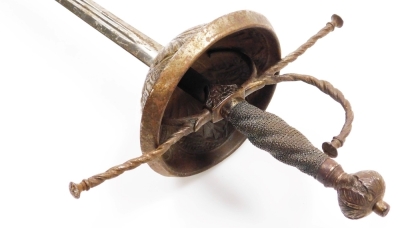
[56,0,162,66]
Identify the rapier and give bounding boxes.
[57,0,389,219]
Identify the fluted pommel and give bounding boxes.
[317,159,389,219]
[337,170,389,219]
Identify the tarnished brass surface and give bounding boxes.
[317,159,389,219]
[58,0,281,177]
[140,10,280,176]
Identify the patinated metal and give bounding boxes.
[140,11,280,176]
[316,158,389,218]
[58,0,389,220]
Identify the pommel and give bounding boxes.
[317,159,389,219]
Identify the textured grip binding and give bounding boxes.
[227,101,329,177]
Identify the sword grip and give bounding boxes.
[226,100,389,219]
[227,100,328,177]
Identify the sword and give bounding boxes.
[57,0,389,219]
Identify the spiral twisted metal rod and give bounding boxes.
[266,14,343,75]
[69,124,193,198]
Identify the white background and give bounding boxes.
[1,0,399,227]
